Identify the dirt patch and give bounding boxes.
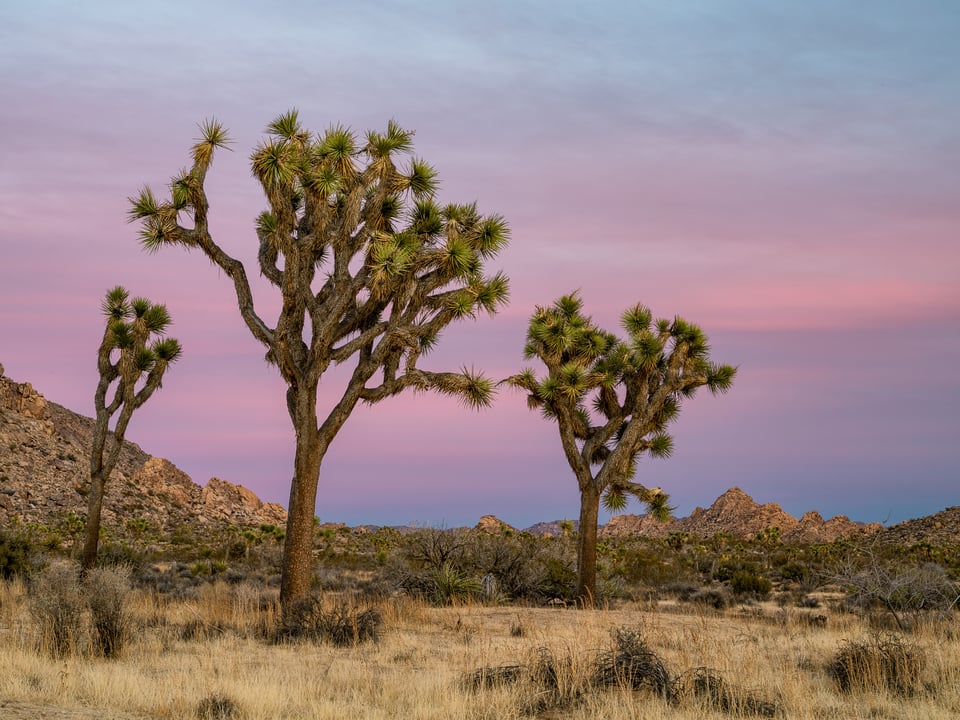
[0,700,150,719]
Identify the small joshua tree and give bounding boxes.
[508,293,735,604]
[79,286,181,571]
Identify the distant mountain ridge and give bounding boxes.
[0,361,954,546]
[597,487,884,543]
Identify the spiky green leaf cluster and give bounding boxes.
[98,286,182,406]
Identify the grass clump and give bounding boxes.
[29,561,85,657]
[675,666,782,716]
[278,595,382,646]
[196,693,242,719]
[592,626,673,698]
[27,561,133,658]
[85,565,131,657]
[828,634,926,695]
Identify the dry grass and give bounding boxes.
[0,579,958,719]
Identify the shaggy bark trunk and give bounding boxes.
[80,471,106,572]
[576,485,601,606]
[279,387,324,613]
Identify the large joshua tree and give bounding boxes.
[507,293,735,604]
[129,111,509,610]
[81,286,182,571]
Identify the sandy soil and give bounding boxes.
[0,700,149,719]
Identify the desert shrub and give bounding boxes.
[135,562,204,599]
[828,635,926,695]
[796,594,820,609]
[85,565,131,657]
[691,587,731,610]
[730,571,772,598]
[618,544,678,586]
[539,554,577,601]
[403,528,470,574]
[431,562,481,605]
[674,666,781,716]
[779,561,809,583]
[196,693,242,719]
[592,626,674,699]
[29,561,85,657]
[278,595,381,646]
[664,581,700,602]
[842,561,959,630]
[96,541,145,568]
[0,531,36,580]
[463,531,552,601]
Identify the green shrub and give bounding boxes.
[730,571,771,598]
[0,531,36,580]
[432,562,481,605]
[779,562,808,583]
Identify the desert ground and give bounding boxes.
[1,573,958,720]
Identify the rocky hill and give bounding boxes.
[0,362,286,536]
[878,506,960,546]
[598,487,883,542]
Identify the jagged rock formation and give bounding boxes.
[598,487,882,542]
[0,363,286,535]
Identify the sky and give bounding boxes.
[1,1,958,529]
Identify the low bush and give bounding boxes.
[86,565,131,657]
[730,571,772,598]
[691,587,730,610]
[0,531,36,580]
[29,561,85,657]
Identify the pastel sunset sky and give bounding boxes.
[1,1,957,528]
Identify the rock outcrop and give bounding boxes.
[202,477,287,526]
[598,487,881,543]
[474,514,516,534]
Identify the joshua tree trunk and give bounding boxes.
[80,470,107,570]
[280,387,325,608]
[576,484,601,606]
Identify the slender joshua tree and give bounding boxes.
[81,286,181,571]
[507,293,735,604]
[129,111,509,611]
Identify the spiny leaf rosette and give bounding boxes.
[506,292,735,604]
[82,286,182,571]
[129,111,509,611]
